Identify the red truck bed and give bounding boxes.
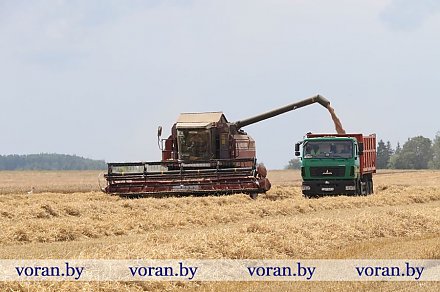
[306,133,376,175]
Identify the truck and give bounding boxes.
[295,133,376,197]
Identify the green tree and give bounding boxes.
[377,139,393,169]
[389,142,400,169]
[385,141,394,168]
[0,154,106,170]
[429,132,440,169]
[395,142,401,154]
[285,158,301,169]
[393,136,433,169]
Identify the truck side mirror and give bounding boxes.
[295,143,301,157]
[358,143,364,155]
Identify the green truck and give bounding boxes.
[295,133,376,197]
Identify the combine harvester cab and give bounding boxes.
[104,95,331,198]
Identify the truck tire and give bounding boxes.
[355,179,361,196]
[361,181,366,196]
[365,176,373,195]
[356,179,365,196]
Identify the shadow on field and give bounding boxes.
[114,191,259,200]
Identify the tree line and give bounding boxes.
[286,132,440,170]
[0,153,106,170]
[377,132,440,169]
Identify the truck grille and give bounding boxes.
[310,166,345,177]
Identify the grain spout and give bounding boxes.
[327,104,346,134]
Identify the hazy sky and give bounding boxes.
[1,0,440,169]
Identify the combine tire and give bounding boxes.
[249,193,258,200]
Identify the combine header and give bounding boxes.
[103,95,330,198]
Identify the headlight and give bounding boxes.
[302,185,311,191]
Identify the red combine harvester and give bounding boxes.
[103,95,330,198]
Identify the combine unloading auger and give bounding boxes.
[103,95,330,198]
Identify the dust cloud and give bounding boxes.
[327,105,346,134]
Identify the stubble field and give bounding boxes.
[0,169,439,291]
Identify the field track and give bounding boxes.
[0,170,439,291]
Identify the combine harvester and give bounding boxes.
[103,95,330,198]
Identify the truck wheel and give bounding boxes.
[363,181,368,196]
[356,180,362,196]
[357,179,367,196]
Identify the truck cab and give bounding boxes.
[295,133,376,197]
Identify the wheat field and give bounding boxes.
[0,170,439,291]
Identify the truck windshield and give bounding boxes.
[303,140,353,159]
[177,129,212,161]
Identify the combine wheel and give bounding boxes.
[249,193,258,200]
[97,172,107,193]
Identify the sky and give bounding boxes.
[1,0,440,169]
